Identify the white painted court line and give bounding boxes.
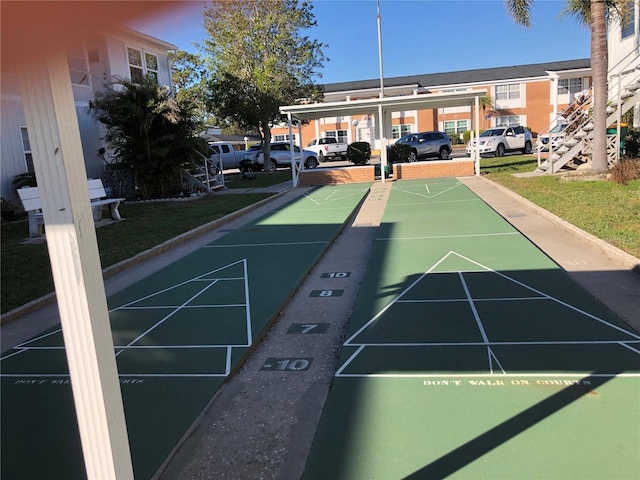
[393,181,463,199]
[385,198,482,208]
[302,188,369,205]
[488,347,506,374]
[376,232,519,242]
[335,372,640,378]
[0,373,231,378]
[205,240,327,248]
[397,297,548,304]
[338,250,640,378]
[459,271,489,344]
[115,281,222,357]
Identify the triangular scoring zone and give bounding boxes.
[392,181,463,199]
[337,251,640,376]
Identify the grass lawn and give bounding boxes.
[223,171,292,189]
[1,192,273,315]
[481,155,640,259]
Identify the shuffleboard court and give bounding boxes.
[1,184,370,480]
[303,178,640,480]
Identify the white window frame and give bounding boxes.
[495,83,520,101]
[495,115,522,127]
[558,78,583,97]
[391,124,412,139]
[443,120,468,135]
[273,133,298,145]
[127,46,159,83]
[325,129,348,143]
[67,46,91,88]
[622,7,635,39]
[20,127,34,173]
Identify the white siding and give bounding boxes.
[0,96,29,206]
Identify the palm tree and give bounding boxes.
[505,0,632,174]
[479,95,494,130]
[89,75,207,198]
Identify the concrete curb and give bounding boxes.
[478,175,640,273]
[0,189,293,325]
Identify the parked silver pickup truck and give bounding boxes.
[208,142,246,170]
[305,137,348,161]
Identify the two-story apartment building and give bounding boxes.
[0,27,176,207]
[274,0,640,153]
[272,58,592,151]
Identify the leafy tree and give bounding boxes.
[505,0,632,173]
[201,0,326,171]
[89,75,207,199]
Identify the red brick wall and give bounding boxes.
[393,159,475,179]
[298,166,375,185]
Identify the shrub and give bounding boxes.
[447,133,465,145]
[387,143,412,164]
[12,172,37,189]
[347,142,371,166]
[623,127,640,158]
[610,157,640,185]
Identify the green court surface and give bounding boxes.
[0,184,370,480]
[303,179,640,480]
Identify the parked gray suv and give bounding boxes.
[394,131,452,162]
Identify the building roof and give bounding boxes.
[323,58,592,93]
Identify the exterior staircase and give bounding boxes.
[536,53,640,173]
[181,150,226,193]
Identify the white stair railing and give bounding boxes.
[537,51,640,173]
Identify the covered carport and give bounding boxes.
[279,89,486,186]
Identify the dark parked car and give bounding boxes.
[393,131,452,162]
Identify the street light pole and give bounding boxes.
[377,0,384,99]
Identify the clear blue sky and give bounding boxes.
[129,0,592,85]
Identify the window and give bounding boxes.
[622,8,635,39]
[495,83,520,100]
[558,78,583,97]
[495,115,521,127]
[273,134,298,144]
[210,144,231,154]
[325,129,348,143]
[145,52,159,81]
[20,127,34,173]
[67,46,90,87]
[391,124,412,139]
[443,120,468,135]
[127,47,159,83]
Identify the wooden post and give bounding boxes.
[17,50,134,479]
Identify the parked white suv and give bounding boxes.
[466,125,532,157]
[536,123,568,152]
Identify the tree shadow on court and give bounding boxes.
[403,373,616,479]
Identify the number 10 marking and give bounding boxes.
[260,357,313,371]
[321,272,351,278]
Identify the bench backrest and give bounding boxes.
[17,179,108,212]
[87,178,108,201]
[17,187,41,212]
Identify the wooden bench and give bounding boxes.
[17,178,125,238]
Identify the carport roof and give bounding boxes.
[279,89,486,121]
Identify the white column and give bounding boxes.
[287,112,299,187]
[17,51,134,479]
[475,96,481,175]
[378,103,387,183]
